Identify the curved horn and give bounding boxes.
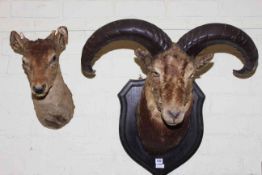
[177,23,258,78]
[81,19,172,77]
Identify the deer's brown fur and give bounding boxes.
[10,27,74,129]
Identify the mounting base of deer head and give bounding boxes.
[10,26,75,129]
[118,79,205,175]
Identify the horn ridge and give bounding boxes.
[81,19,172,77]
[177,23,258,78]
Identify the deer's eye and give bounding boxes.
[51,55,57,63]
[22,59,31,73]
[22,59,29,66]
[49,55,58,65]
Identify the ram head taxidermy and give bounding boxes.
[10,27,75,129]
[81,19,258,154]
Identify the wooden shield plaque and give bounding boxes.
[118,79,205,175]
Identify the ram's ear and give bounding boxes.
[194,53,214,71]
[134,48,153,74]
[192,53,214,78]
[10,31,29,55]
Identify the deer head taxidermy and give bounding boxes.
[10,26,75,129]
[81,19,258,154]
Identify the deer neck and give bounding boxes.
[31,64,74,129]
[32,66,67,103]
[51,67,65,91]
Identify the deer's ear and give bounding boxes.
[10,31,28,55]
[55,26,68,52]
[46,30,56,40]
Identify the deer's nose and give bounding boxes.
[32,84,46,95]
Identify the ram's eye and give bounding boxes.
[152,71,160,77]
[189,73,194,79]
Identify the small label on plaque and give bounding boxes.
[155,158,165,169]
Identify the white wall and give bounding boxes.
[0,0,262,174]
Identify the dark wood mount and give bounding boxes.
[118,79,205,175]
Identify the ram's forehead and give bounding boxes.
[155,43,190,60]
[153,51,191,69]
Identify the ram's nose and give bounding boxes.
[168,110,180,119]
[162,109,184,126]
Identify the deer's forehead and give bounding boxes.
[26,40,55,54]
[24,40,56,62]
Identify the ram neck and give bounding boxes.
[142,80,162,121]
[137,80,192,154]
